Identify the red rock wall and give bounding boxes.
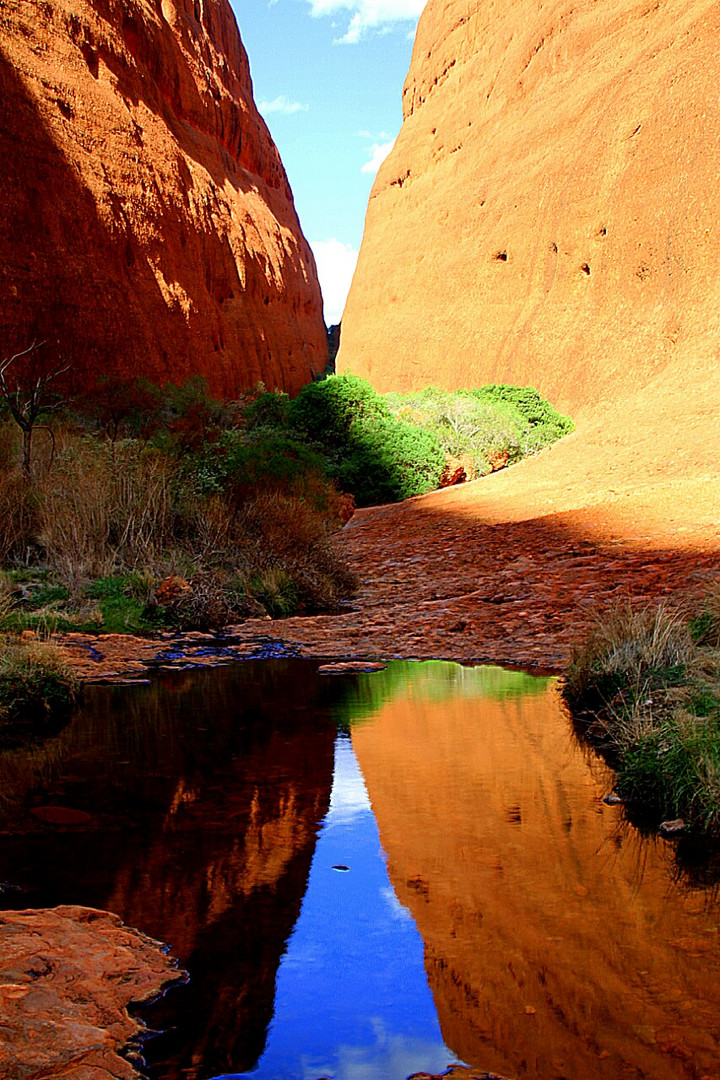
[0,0,327,396]
[338,0,720,414]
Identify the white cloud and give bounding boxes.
[304,0,426,43]
[257,95,309,116]
[361,139,395,175]
[310,238,359,325]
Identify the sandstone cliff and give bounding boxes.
[338,0,720,414]
[0,0,326,395]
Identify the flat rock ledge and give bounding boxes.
[0,905,184,1080]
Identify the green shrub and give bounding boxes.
[385,387,527,475]
[242,390,290,431]
[334,416,445,506]
[288,374,390,448]
[470,384,574,444]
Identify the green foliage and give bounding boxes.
[0,641,81,745]
[470,384,574,445]
[283,375,446,506]
[242,390,290,431]
[288,374,390,448]
[618,713,720,831]
[334,415,445,505]
[384,387,527,475]
[0,373,358,635]
[562,595,720,834]
[84,576,160,634]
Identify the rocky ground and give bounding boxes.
[0,906,184,1080]
[58,394,720,680]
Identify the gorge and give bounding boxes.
[3,0,720,1078]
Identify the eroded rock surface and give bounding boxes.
[339,0,720,414]
[0,0,326,395]
[0,904,182,1080]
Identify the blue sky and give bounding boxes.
[229,0,425,323]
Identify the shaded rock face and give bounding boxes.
[0,0,326,396]
[338,0,720,413]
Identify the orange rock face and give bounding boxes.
[351,675,720,1079]
[0,905,182,1080]
[0,0,326,396]
[338,0,720,414]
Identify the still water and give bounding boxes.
[0,659,719,1080]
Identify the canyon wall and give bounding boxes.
[0,0,326,396]
[338,0,720,414]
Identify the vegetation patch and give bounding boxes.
[0,368,359,637]
[562,593,720,835]
[253,374,573,506]
[0,357,571,642]
[0,639,81,746]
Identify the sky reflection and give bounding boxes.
[222,734,458,1080]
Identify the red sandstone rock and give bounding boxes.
[0,0,326,396]
[439,456,467,487]
[0,905,183,1080]
[339,0,720,416]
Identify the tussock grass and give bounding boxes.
[0,639,81,746]
[563,597,720,835]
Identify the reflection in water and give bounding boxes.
[0,659,719,1080]
[349,662,720,1080]
[229,734,458,1080]
[0,661,338,1079]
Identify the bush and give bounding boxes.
[384,387,527,476]
[470,384,574,449]
[334,416,445,505]
[0,640,81,745]
[0,371,359,633]
[561,596,720,834]
[288,374,390,448]
[236,492,357,613]
[563,601,693,711]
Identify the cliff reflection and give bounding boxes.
[350,662,720,1080]
[0,661,337,1079]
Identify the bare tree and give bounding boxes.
[0,341,71,473]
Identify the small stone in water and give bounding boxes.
[30,806,93,826]
[659,818,686,837]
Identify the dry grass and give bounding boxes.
[0,638,81,745]
[563,596,720,834]
[563,600,694,709]
[0,427,356,625]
